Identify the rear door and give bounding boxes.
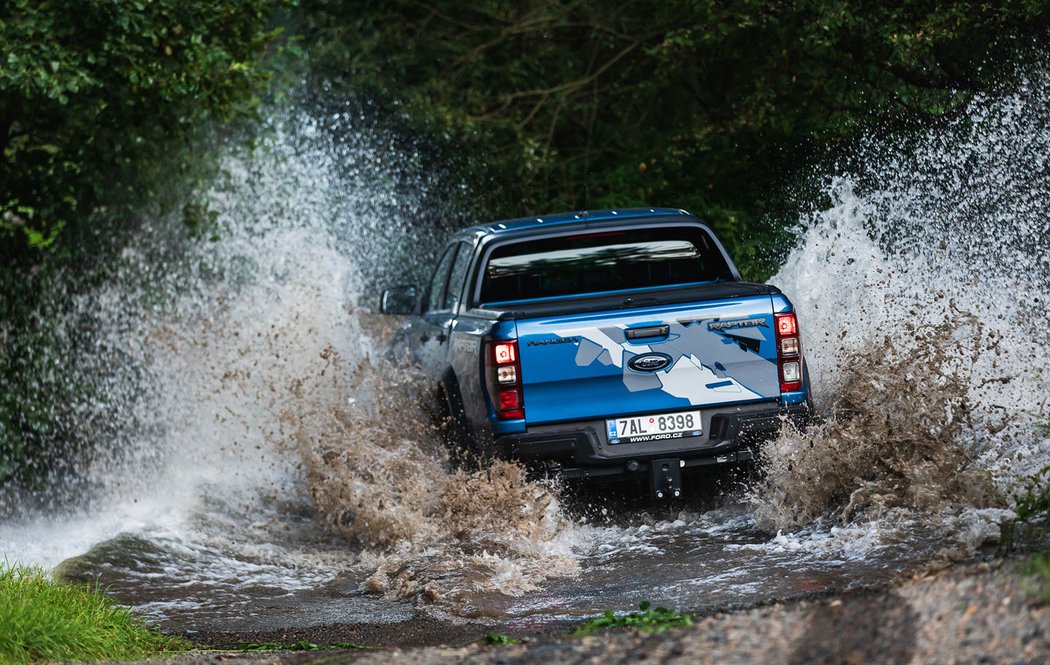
[417,243,467,374]
[516,297,779,424]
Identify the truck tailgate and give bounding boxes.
[516,295,779,424]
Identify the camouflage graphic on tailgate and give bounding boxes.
[515,296,783,424]
[557,317,776,405]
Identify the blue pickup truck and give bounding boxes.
[382,208,811,498]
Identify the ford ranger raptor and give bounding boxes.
[381,208,811,498]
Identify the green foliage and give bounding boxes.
[572,601,695,636]
[0,0,290,493]
[0,564,187,664]
[1004,420,1050,559]
[297,0,1050,279]
[1037,415,1050,438]
[1025,552,1050,605]
[483,632,521,645]
[1014,464,1050,526]
[0,0,286,253]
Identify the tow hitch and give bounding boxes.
[650,458,683,500]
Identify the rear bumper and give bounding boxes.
[494,401,810,480]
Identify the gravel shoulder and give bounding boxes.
[147,556,1047,665]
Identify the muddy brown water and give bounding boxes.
[48,477,945,642]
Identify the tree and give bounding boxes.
[298,0,1050,277]
[0,0,284,254]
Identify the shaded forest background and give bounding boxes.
[2,0,1049,487]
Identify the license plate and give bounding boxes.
[606,410,703,444]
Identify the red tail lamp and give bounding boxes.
[489,341,524,420]
[774,312,803,393]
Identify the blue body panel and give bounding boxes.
[465,207,693,237]
[515,296,780,424]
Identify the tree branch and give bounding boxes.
[467,41,639,122]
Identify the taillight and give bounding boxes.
[493,342,516,365]
[774,312,803,393]
[488,340,524,420]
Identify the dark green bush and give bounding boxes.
[296,0,1050,279]
[0,0,288,495]
[1,0,285,253]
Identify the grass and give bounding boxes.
[1010,421,1050,536]
[482,632,520,645]
[1009,415,1050,604]
[1024,553,1050,605]
[0,564,187,664]
[1036,414,1050,438]
[1014,464,1050,524]
[572,601,695,637]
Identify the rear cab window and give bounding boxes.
[444,242,473,311]
[425,246,457,313]
[479,226,733,306]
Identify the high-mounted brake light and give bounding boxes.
[567,231,625,240]
[488,341,524,420]
[774,312,803,393]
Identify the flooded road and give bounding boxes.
[31,492,950,637]
[2,70,1049,642]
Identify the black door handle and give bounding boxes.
[625,325,669,340]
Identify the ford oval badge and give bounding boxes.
[628,353,672,372]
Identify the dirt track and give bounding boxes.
[144,556,1047,665]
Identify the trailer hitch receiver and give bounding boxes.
[651,458,683,500]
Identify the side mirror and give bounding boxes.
[380,285,417,315]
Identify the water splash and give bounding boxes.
[0,103,584,621]
[755,66,1050,545]
[289,353,581,609]
[1,105,436,562]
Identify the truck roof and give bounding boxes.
[460,207,695,238]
